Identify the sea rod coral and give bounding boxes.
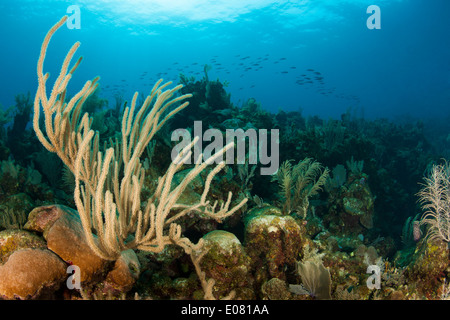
[33,16,247,262]
[418,161,450,244]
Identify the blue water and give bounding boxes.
[0,0,449,120]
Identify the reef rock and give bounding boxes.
[261,278,292,300]
[25,204,111,284]
[200,230,254,299]
[0,229,46,264]
[243,205,283,225]
[405,238,449,298]
[0,248,66,299]
[245,215,305,285]
[101,249,141,296]
[340,177,375,230]
[24,204,140,298]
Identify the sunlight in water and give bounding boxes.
[77,0,282,24]
[73,0,402,28]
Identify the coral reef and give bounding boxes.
[1,16,450,301]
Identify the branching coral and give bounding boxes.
[272,158,329,217]
[33,16,247,262]
[418,160,450,243]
